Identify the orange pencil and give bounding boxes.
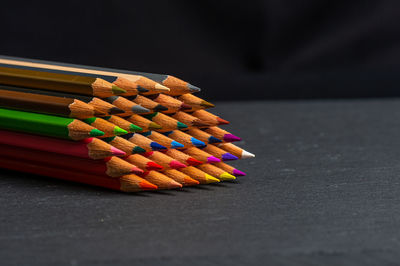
[179,166,220,184]
[128,95,168,112]
[146,94,192,113]
[140,170,183,189]
[163,169,199,186]
[191,109,229,126]
[178,93,214,111]
[217,143,255,159]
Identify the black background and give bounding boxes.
[1,0,400,100]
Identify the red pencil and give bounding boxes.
[0,130,125,159]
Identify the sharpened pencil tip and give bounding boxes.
[129,124,143,132]
[114,127,128,136]
[171,141,185,149]
[131,105,150,114]
[132,146,146,154]
[150,142,167,151]
[177,122,188,129]
[191,138,206,147]
[187,157,203,166]
[200,100,215,108]
[180,103,192,110]
[205,174,220,183]
[147,162,163,171]
[221,153,239,161]
[132,167,144,175]
[217,117,230,125]
[219,172,236,181]
[224,134,241,142]
[153,104,169,112]
[155,83,170,92]
[209,136,223,144]
[169,160,187,169]
[233,169,246,176]
[184,176,200,186]
[148,122,162,130]
[207,156,221,163]
[109,107,125,115]
[188,84,201,93]
[111,85,127,95]
[242,150,255,159]
[110,146,126,156]
[139,180,158,190]
[89,129,105,137]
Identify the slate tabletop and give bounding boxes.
[1,99,400,265]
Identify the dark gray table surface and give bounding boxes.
[2,99,400,265]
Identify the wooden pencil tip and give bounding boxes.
[217,117,230,125]
[200,100,215,108]
[184,176,200,186]
[169,160,187,169]
[111,85,127,95]
[149,122,162,130]
[188,84,201,93]
[111,146,126,156]
[155,83,170,92]
[180,103,192,110]
[89,129,105,137]
[139,180,158,190]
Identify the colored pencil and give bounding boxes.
[178,93,214,111]
[104,96,150,114]
[0,130,125,159]
[179,166,220,184]
[201,144,238,161]
[196,164,236,181]
[124,114,162,132]
[204,126,242,142]
[103,115,142,133]
[0,65,126,97]
[0,156,157,192]
[0,88,97,119]
[141,151,187,170]
[213,162,246,177]
[140,170,183,189]
[0,144,141,177]
[182,147,221,163]
[171,111,210,128]
[191,109,229,126]
[83,117,127,137]
[183,127,222,144]
[163,130,205,147]
[122,133,167,151]
[217,143,255,159]
[141,131,184,149]
[127,95,168,112]
[124,154,164,171]
[102,136,146,155]
[146,94,191,113]
[0,56,170,95]
[163,169,200,186]
[164,148,203,166]
[0,108,104,140]
[0,84,123,116]
[142,112,188,131]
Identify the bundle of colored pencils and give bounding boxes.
[0,56,255,192]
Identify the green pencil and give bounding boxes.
[0,108,104,140]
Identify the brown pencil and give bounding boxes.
[104,96,150,115]
[178,93,214,111]
[171,111,210,128]
[146,94,191,113]
[127,95,168,112]
[142,112,188,132]
[191,109,229,126]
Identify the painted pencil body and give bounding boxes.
[217,143,255,159]
[164,148,203,166]
[184,127,222,144]
[125,114,162,132]
[128,95,168,112]
[104,96,150,115]
[0,108,104,140]
[213,162,246,177]
[163,130,205,148]
[140,170,182,189]
[0,130,124,159]
[83,117,127,137]
[142,112,187,132]
[202,144,238,161]
[102,136,146,155]
[191,109,229,126]
[0,144,140,177]
[0,156,157,192]
[171,111,210,128]
[178,93,214,111]
[196,164,236,181]
[0,88,96,119]
[141,131,184,149]
[163,169,199,186]
[103,115,142,133]
[146,94,191,113]
[179,166,220,184]
[141,151,186,170]
[122,133,167,151]
[182,147,221,164]
[0,65,126,97]
[204,126,241,142]
[0,57,169,95]
[125,154,163,171]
